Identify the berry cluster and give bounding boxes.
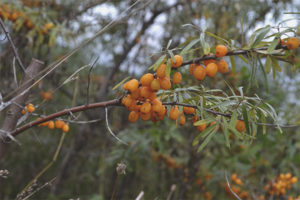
[37,119,69,133]
[21,103,35,115]
[264,173,298,196]
[224,173,249,200]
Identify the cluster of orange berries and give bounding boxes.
[21,103,35,115]
[264,173,298,196]
[37,119,69,133]
[224,173,249,200]
[152,151,183,169]
[0,3,55,33]
[279,37,300,50]
[288,195,300,200]
[41,90,53,101]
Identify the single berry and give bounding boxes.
[170,55,183,68]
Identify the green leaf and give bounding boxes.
[149,55,166,70]
[197,127,218,152]
[200,32,210,55]
[167,39,172,49]
[229,56,236,73]
[258,58,269,92]
[265,55,272,74]
[168,50,175,62]
[238,55,248,64]
[222,119,230,148]
[165,62,171,77]
[229,110,237,129]
[180,38,200,55]
[250,25,271,48]
[205,31,229,45]
[271,57,282,72]
[267,36,280,53]
[193,119,211,126]
[242,106,251,136]
[112,76,131,90]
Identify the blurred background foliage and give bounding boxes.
[0,0,300,199]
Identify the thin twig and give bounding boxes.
[22,177,56,200]
[86,56,99,105]
[225,171,242,200]
[135,191,144,200]
[0,18,26,72]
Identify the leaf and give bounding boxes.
[271,57,282,72]
[165,62,171,77]
[193,119,211,126]
[265,55,272,74]
[205,31,229,45]
[238,55,248,64]
[167,39,172,49]
[180,38,200,55]
[222,118,230,148]
[149,55,166,70]
[229,56,236,73]
[200,32,210,55]
[112,76,131,90]
[258,58,269,92]
[267,36,280,53]
[242,106,251,136]
[168,50,175,62]
[250,25,271,48]
[197,127,218,152]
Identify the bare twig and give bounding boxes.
[135,191,144,200]
[21,177,56,200]
[0,18,26,72]
[86,56,99,105]
[166,184,176,200]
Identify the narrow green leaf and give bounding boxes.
[149,54,166,70]
[242,106,251,136]
[271,57,282,72]
[205,31,229,45]
[197,128,218,152]
[180,38,200,55]
[267,37,280,53]
[229,110,237,129]
[222,118,230,148]
[265,56,272,74]
[165,62,171,77]
[238,55,248,64]
[229,56,236,73]
[251,25,271,48]
[193,119,212,126]
[112,76,131,90]
[167,39,172,49]
[168,50,175,63]
[258,58,269,92]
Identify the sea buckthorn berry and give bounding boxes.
[172,72,182,84]
[41,120,50,126]
[215,45,228,57]
[149,92,156,101]
[62,124,69,133]
[285,173,292,179]
[140,112,151,121]
[231,173,237,181]
[291,176,298,183]
[169,106,179,120]
[131,89,140,99]
[235,178,243,185]
[286,37,300,50]
[55,120,65,129]
[170,55,183,68]
[206,63,218,77]
[127,100,137,111]
[128,111,139,123]
[196,123,207,132]
[140,73,154,86]
[179,113,186,126]
[150,79,160,92]
[279,39,286,46]
[140,86,152,99]
[25,20,34,29]
[48,121,55,129]
[122,95,133,108]
[21,109,26,115]
[235,120,245,132]
[189,63,199,75]
[203,53,216,66]
[159,77,171,90]
[192,115,198,123]
[156,64,166,78]
[217,59,229,74]
[183,106,195,115]
[26,103,35,113]
[123,79,139,93]
[140,102,152,114]
[193,65,206,80]
[41,90,53,101]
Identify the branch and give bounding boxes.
[0,18,26,72]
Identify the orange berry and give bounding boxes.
[152,104,164,116]
[140,73,154,87]
[235,120,245,132]
[217,59,229,74]
[231,173,237,181]
[41,120,50,127]
[130,89,140,99]
[48,121,55,129]
[172,72,182,84]
[21,109,26,115]
[121,95,133,108]
[123,79,139,93]
[291,176,298,183]
[150,79,160,92]
[55,120,65,129]
[189,63,199,75]
[215,45,228,57]
[169,106,179,120]
[203,53,216,66]
[156,64,166,78]
[140,112,151,121]
[41,91,53,101]
[139,86,152,99]
[206,63,218,77]
[196,123,207,132]
[128,111,139,123]
[44,22,54,30]
[192,115,198,123]
[62,124,69,133]
[179,113,186,125]
[159,77,171,90]
[140,102,152,114]
[26,103,35,113]
[279,39,286,46]
[149,92,156,101]
[235,178,243,185]
[25,20,34,29]
[170,55,183,68]
[286,37,300,50]
[193,65,206,80]
[285,173,292,179]
[183,106,195,114]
